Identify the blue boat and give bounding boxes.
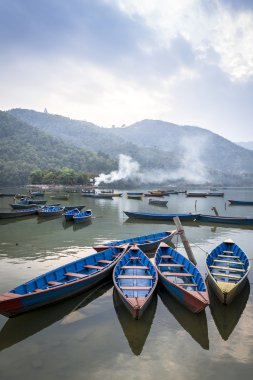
[64,208,81,221]
[93,230,177,252]
[228,200,253,206]
[0,208,39,219]
[113,245,158,319]
[64,205,85,211]
[0,245,129,317]
[30,192,45,197]
[198,214,253,225]
[73,209,92,223]
[18,197,47,205]
[124,211,200,221]
[37,206,65,217]
[206,239,251,304]
[155,243,209,313]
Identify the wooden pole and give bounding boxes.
[173,216,197,265]
[211,206,219,216]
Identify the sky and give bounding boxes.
[0,0,253,142]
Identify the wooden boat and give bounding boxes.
[155,242,209,313]
[14,194,30,199]
[37,206,65,217]
[0,208,39,219]
[93,230,177,252]
[127,192,143,199]
[207,278,250,341]
[73,209,92,223]
[0,245,129,317]
[124,211,200,221]
[50,194,69,200]
[198,214,253,225]
[113,288,157,355]
[113,245,158,319]
[93,193,113,199]
[186,192,207,197]
[30,192,45,197]
[228,200,253,206]
[144,193,165,197]
[205,239,251,304]
[16,197,47,205]
[9,203,39,210]
[206,192,224,197]
[64,208,81,221]
[148,199,168,206]
[64,205,85,211]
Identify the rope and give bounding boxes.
[187,239,209,255]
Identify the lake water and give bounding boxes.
[0,188,253,380]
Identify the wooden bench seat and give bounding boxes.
[211,272,241,280]
[84,264,104,270]
[48,281,62,286]
[158,263,184,267]
[222,250,234,254]
[129,257,141,260]
[210,265,245,272]
[65,272,87,278]
[214,259,242,265]
[160,255,173,259]
[120,286,151,290]
[218,254,239,259]
[162,272,193,277]
[118,275,153,279]
[178,283,197,287]
[121,265,148,270]
[98,260,112,264]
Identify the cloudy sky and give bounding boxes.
[0,0,253,142]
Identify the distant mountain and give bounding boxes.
[0,111,116,185]
[237,142,253,150]
[6,109,253,186]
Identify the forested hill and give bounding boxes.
[0,111,116,185]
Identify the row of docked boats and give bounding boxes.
[0,228,249,319]
[0,205,86,219]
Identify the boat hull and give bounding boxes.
[199,214,253,225]
[124,211,200,221]
[228,200,253,206]
[0,209,38,218]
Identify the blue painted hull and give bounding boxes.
[228,200,253,206]
[124,211,200,221]
[199,214,253,225]
[73,210,92,223]
[0,245,129,317]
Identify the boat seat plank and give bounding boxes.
[97,260,112,264]
[48,281,62,286]
[178,283,197,287]
[84,264,104,270]
[218,254,240,259]
[120,286,151,290]
[211,272,241,279]
[158,263,184,267]
[121,265,149,270]
[129,257,141,260]
[210,265,245,272]
[162,272,193,277]
[160,255,173,259]
[118,275,153,279]
[65,272,87,278]
[222,250,234,254]
[214,259,242,265]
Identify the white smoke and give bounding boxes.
[95,136,209,186]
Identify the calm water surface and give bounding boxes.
[0,188,253,380]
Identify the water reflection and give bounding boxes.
[113,288,157,356]
[73,219,92,231]
[158,286,209,350]
[0,281,113,352]
[208,279,250,341]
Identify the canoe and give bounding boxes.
[205,239,251,304]
[64,205,85,211]
[206,192,224,197]
[64,208,81,221]
[50,195,69,200]
[186,192,207,197]
[93,230,177,252]
[155,242,209,313]
[228,200,253,206]
[198,214,253,225]
[30,192,45,197]
[0,245,129,317]
[113,245,158,319]
[124,211,200,221]
[148,199,168,206]
[93,193,113,199]
[0,208,39,219]
[37,206,65,217]
[9,203,39,210]
[16,198,47,205]
[73,209,92,223]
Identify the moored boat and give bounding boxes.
[228,200,253,206]
[37,206,65,217]
[64,208,81,221]
[205,239,251,304]
[9,203,39,210]
[93,230,177,252]
[113,245,158,319]
[186,192,207,197]
[0,208,39,219]
[64,205,85,211]
[155,242,209,313]
[73,209,92,223]
[148,199,168,206]
[198,214,253,225]
[50,194,69,200]
[0,245,129,317]
[206,192,224,197]
[126,192,143,199]
[124,211,200,221]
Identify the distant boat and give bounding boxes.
[0,245,129,317]
[73,209,92,223]
[16,197,47,205]
[126,192,143,199]
[198,214,253,225]
[0,208,39,219]
[93,230,177,252]
[30,192,45,197]
[206,192,224,197]
[9,203,39,210]
[206,239,251,304]
[64,208,81,221]
[64,205,85,211]
[155,242,209,313]
[228,200,253,206]
[186,192,207,197]
[124,211,200,221]
[50,194,69,200]
[148,199,168,206]
[37,206,65,217]
[113,245,158,319]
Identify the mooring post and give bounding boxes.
[173,216,197,265]
[211,206,219,216]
